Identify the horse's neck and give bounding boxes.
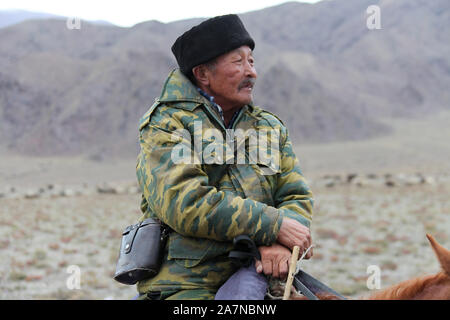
[366,272,450,300]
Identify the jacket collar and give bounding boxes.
[159,69,205,105]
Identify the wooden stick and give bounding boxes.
[283,246,300,300]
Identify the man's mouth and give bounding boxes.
[239,79,255,91]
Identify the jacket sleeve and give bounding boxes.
[273,126,314,228]
[136,115,283,246]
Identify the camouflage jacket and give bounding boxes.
[136,69,313,294]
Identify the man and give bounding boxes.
[135,14,313,300]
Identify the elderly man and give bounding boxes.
[135,14,313,300]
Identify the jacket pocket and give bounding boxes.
[167,233,231,268]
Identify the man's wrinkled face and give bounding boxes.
[206,45,257,110]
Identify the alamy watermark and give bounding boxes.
[66,17,81,30]
[366,265,381,290]
[66,265,81,290]
[366,5,381,30]
[170,121,281,175]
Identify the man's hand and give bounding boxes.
[277,217,313,259]
[255,243,291,280]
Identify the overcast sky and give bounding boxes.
[0,0,323,27]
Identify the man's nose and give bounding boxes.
[245,61,257,79]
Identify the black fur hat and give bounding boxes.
[171,14,255,80]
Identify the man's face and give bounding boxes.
[205,45,257,110]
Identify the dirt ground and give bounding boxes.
[1,179,448,300]
[0,192,141,299]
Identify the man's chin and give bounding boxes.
[238,93,253,105]
[227,92,253,108]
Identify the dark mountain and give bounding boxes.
[0,0,449,157]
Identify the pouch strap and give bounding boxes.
[124,222,142,254]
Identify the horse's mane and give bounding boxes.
[365,272,449,300]
[289,292,343,300]
[365,234,450,300]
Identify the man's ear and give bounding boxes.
[192,65,210,87]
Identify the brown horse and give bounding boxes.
[288,234,450,300]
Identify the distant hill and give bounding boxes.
[0,10,62,28]
[0,9,114,29]
[0,0,449,158]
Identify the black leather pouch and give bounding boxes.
[113,218,169,285]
